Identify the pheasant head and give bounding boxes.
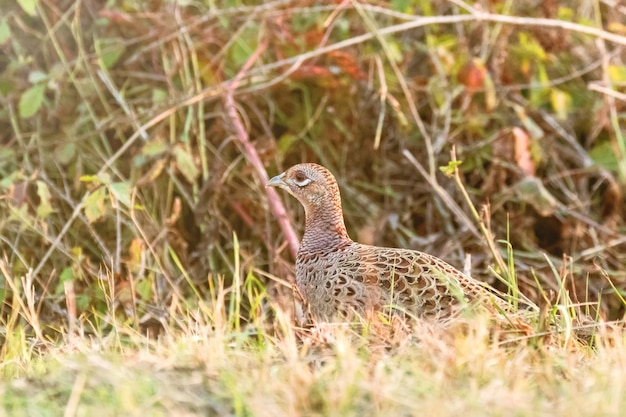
[267,163,351,250]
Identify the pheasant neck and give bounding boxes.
[301,202,352,252]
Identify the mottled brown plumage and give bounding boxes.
[267,163,509,321]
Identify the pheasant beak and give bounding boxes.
[266,172,286,188]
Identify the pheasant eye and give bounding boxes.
[293,171,311,187]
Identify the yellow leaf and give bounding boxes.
[608,22,626,35]
[84,186,107,223]
[136,158,167,186]
[127,238,144,271]
[608,65,626,84]
[173,146,200,184]
[550,89,572,120]
[36,181,54,218]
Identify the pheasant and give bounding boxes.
[267,163,510,321]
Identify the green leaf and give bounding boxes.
[0,76,14,96]
[54,142,76,165]
[439,160,463,177]
[0,18,11,45]
[517,32,546,61]
[173,145,200,183]
[428,77,447,108]
[97,172,112,185]
[18,83,46,118]
[590,141,618,171]
[386,40,403,63]
[277,133,298,154]
[8,204,33,228]
[84,186,107,223]
[529,64,549,108]
[136,279,153,300]
[390,0,414,13]
[109,181,132,208]
[36,180,54,218]
[76,294,91,311]
[229,26,258,68]
[95,38,126,69]
[60,267,74,283]
[141,140,168,157]
[0,147,16,166]
[17,0,38,16]
[513,104,544,139]
[0,170,18,189]
[152,88,167,103]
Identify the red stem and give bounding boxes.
[223,36,300,261]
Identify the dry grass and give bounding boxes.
[2,296,625,416]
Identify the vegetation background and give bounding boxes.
[1,0,626,415]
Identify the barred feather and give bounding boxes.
[268,163,509,321]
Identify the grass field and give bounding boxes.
[2,303,626,416]
[2,0,626,415]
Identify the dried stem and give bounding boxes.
[222,33,300,260]
[448,147,509,277]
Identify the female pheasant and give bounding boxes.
[267,163,509,321]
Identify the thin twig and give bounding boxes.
[352,0,434,173]
[222,32,300,260]
[97,9,626,178]
[373,55,387,150]
[588,82,626,102]
[449,147,509,277]
[239,12,626,82]
[402,149,480,238]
